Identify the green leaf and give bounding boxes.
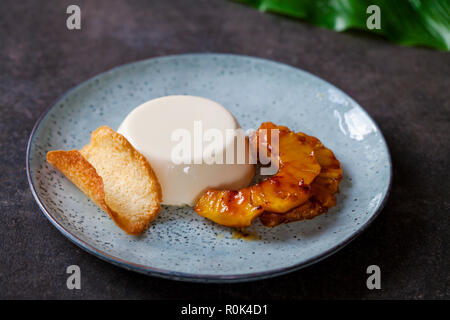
[234,0,450,50]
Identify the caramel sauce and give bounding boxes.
[231,228,260,241]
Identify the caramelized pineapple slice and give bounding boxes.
[194,123,321,227]
[195,188,263,228]
[260,132,343,227]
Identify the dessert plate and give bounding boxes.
[27,54,391,282]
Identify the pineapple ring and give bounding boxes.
[194,122,321,227]
[260,132,343,227]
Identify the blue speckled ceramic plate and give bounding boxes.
[27,54,391,282]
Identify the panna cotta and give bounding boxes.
[117,95,254,206]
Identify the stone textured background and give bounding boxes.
[0,0,448,299]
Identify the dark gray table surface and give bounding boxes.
[1,0,449,299]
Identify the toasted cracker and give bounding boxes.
[47,126,162,235]
[47,150,110,212]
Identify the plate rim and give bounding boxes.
[26,53,392,283]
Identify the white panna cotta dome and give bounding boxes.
[117,95,254,206]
